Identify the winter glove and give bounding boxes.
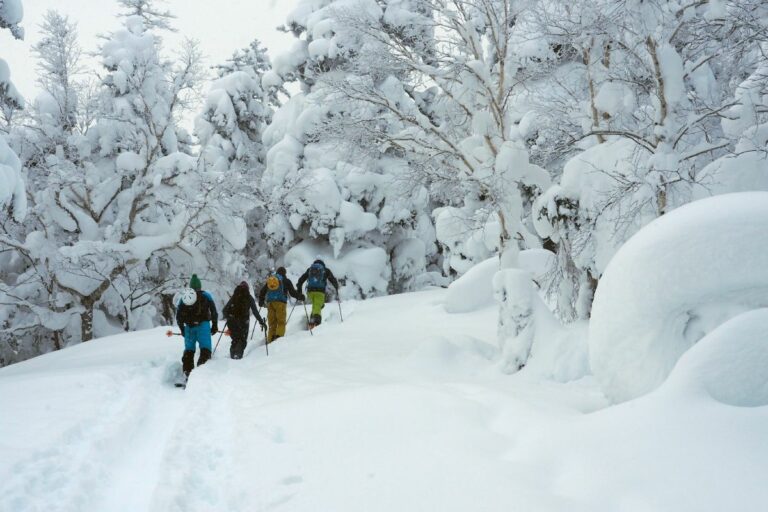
[211,324,218,335]
[260,320,267,332]
[298,294,306,301]
[258,300,265,309]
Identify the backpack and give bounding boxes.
[307,262,327,290]
[227,292,250,320]
[265,273,287,303]
[181,290,210,325]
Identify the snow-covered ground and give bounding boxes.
[1,288,766,512]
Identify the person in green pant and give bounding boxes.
[296,259,340,328]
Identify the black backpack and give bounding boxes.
[183,290,210,325]
[228,292,250,320]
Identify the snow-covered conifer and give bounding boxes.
[195,39,282,278]
[260,0,440,297]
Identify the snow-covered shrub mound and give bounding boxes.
[444,257,497,313]
[445,250,554,314]
[664,309,768,407]
[590,192,768,403]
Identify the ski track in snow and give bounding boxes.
[0,360,185,512]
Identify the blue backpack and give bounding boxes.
[307,262,327,290]
[265,273,287,303]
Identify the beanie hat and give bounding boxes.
[277,266,287,276]
[190,274,202,290]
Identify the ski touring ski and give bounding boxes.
[174,375,188,389]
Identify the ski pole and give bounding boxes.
[286,300,298,323]
[302,300,314,335]
[165,330,183,337]
[250,307,263,342]
[213,321,228,355]
[337,298,343,323]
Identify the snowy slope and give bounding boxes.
[1,289,767,512]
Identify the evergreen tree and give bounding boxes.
[262,0,440,297]
[195,39,281,280]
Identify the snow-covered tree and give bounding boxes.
[291,0,555,367]
[32,10,85,133]
[532,0,768,321]
[322,0,552,264]
[260,0,441,297]
[117,0,175,31]
[0,2,245,365]
[197,40,275,176]
[195,39,282,278]
[0,0,25,222]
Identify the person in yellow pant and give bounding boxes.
[257,267,302,343]
[296,259,340,328]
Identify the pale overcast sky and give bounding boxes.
[1,0,294,102]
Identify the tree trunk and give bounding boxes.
[497,210,520,269]
[81,300,94,342]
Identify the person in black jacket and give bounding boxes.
[258,267,302,343]
[176,274,218,377]
[296,259,339,328]
[223,281,267,359]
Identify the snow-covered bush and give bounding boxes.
[444,257,497,314]
[590,193,768,403]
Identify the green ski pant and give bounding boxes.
[307,291,326,317]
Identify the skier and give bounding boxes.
[257,267,302,344]
[223,281,267,359]
[176,274,219,379]
[296,259,340,328]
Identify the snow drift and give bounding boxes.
[664,308,768,407]
[590,192,768,403]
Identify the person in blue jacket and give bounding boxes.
[176,274,218,377]
[296,259,339,328]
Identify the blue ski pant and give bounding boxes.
[184,322,212,352]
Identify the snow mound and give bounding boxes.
[664,309,768,407]
[444,257,497,313]
[404,336,499,377]
[590,192,768,403]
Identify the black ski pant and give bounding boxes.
[229,319,250,359]
[182,348,211,376]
